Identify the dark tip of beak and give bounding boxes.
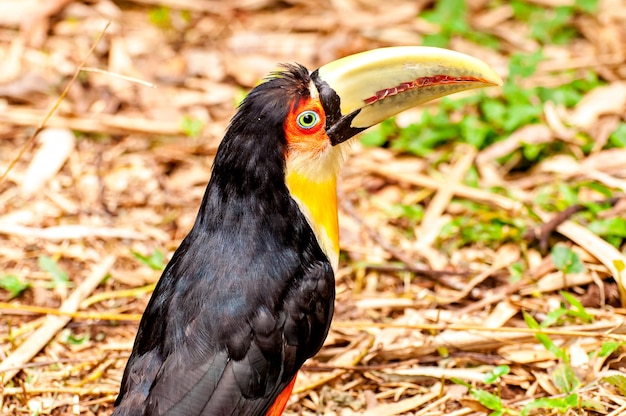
[311,69,365,146]
[326,113,366,146]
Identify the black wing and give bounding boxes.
[113,203,334,416]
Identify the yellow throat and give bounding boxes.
[286,171,340,269]
[285,117,348,274]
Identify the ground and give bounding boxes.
[1,0,626,415]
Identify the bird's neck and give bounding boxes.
[286,172,339,269]
[285,145,344,270]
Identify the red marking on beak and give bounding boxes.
[363,75,485,105]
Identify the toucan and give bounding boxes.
[112,47,501,416]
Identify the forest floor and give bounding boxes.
[1,0,626,415]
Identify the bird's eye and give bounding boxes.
[296,110,320,129]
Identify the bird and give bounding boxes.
[112,46,501,416]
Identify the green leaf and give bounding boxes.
[584,193,615,213]
[480,99,507,130]
[533,7,576,45]
[492,365,510,378]
[470,388,503,411]
[572,70,601,93]
[381,202,423,222]
[609,123,626,148]
[575,0,598,13]
[149,6,171,28]
[552,362,581,393]
[484,365,510,384]
[603,373,626,396]
[520,393,578,416]
[59,329,90,346]
[421,0,471,47]
[450,377,471,388]
[422,33,451,48]
[560,291,593,323]
[180,115,204,138]
[504,104,543,132]
[522,142,544,162]
[360,128,387,147]
[508,262,524,283]
[598,341,621,358]
[508,51,543,79]
[361,119,397,147]
[557,182,579,206]
[523,312,568,361]
[439,214,524,250]
[551,245,586,274]
[0,275,30,299]
[38,256,71,288]
[460,116,491,148]
[466,32,502,51]
[464,165,480,188]
[422,0,468,29]
[132,249,166,271]
[398,117,459,156]
[65,332,90,346]
[589,217,626,238]
[511,0,535,20]
[537,84,583,108]
[484,372,498,384]
[542,306,568,327]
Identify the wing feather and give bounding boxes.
[113,230,334,416]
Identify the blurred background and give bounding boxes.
[1,0,626,415]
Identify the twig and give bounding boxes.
[332,319,626,339]
[0,302,142,322]
[0,256,115,384]
[356,159,522,213]
[0,106,185,136]
[81,67,156,88]
[361,383,441,416]
[2,385,119,396]
[0,223,148,241]
[525,196,622,252]
[416,145,477,248]
[0,22,111,186]
[339,191,469,289]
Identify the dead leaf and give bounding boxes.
[20,127,75,198]
[570,82,626,128]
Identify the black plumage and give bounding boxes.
[113,65,335,416]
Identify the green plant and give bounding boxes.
[508,261,524,283]
[551,245,586,275]
[439,209,525,249]
[519,295,604,414]
[421,0,499,49]
[452,370,516,416]
[609,123,626,147]
[484,365,511,384]
[149,6,171,28]
[0,274,30,299]
[180,115,204,138]
[132,249,166,271]
[38,255,71,289]
[59,329,90,346]
[603,373,626,396]
[511,0,598,45]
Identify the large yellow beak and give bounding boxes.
[310,46,502,145]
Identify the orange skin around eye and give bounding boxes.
[284,97,330,158]
[283,95,340,265]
